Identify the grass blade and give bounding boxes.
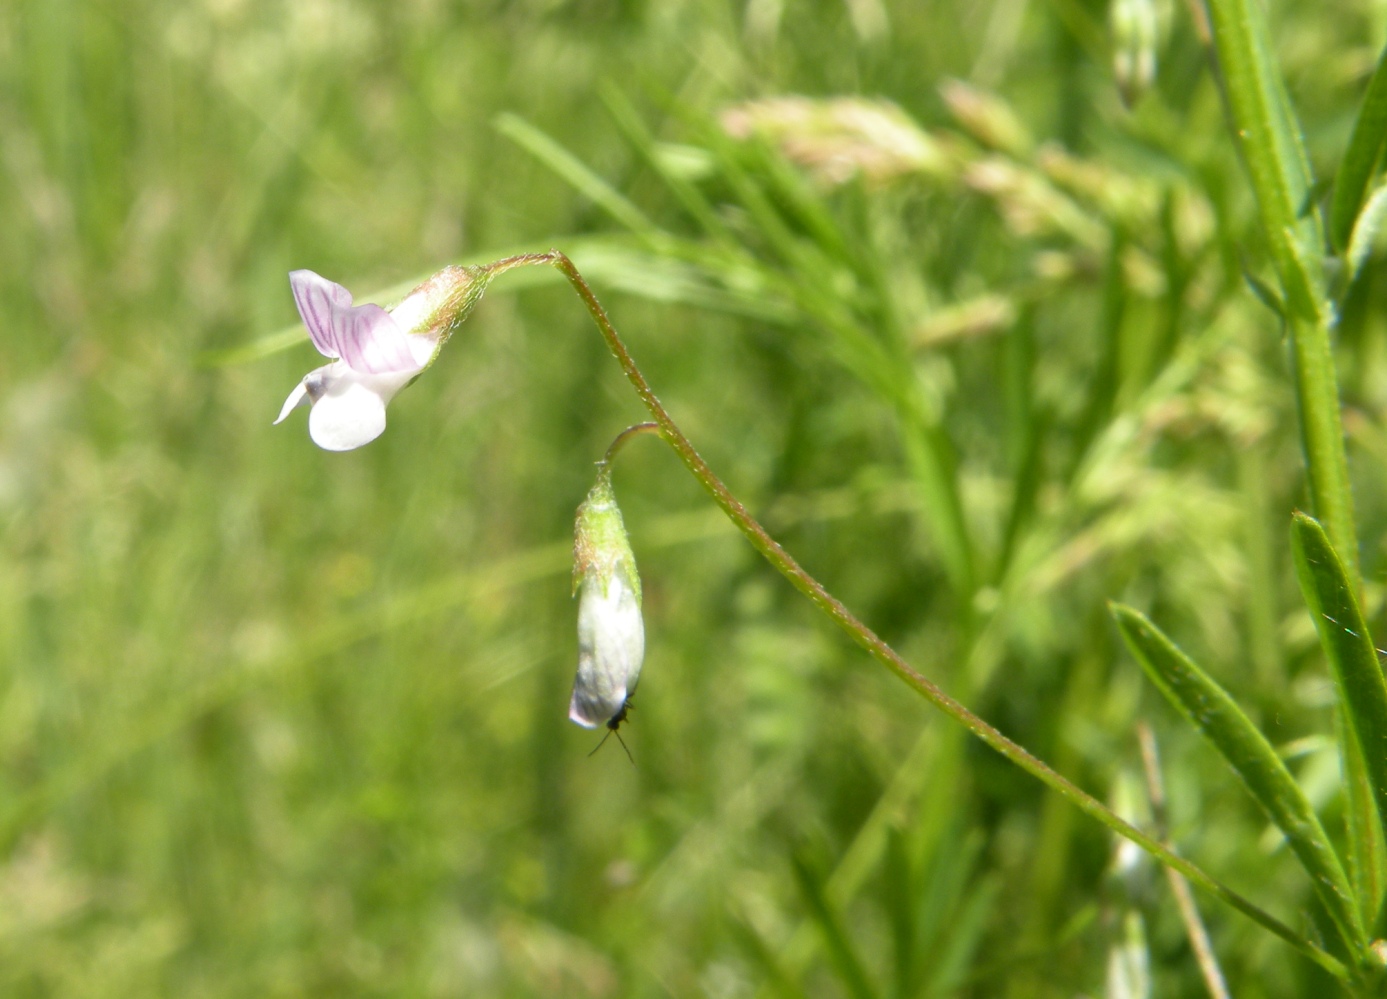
[597,82,734,245]
[729,915,810,999]
[1330,44,1387,253]
[1110,604,1365,956]
[1345,182,1387,286]
[1291,512,1387,909]
[495,112,660,239]
[791,854,880,999]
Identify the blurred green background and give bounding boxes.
[5,0,1387,995]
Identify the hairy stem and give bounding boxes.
[481,251,1349,979]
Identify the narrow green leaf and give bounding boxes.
[494,112,660,238]
[1241,265,1286,321]
[728,916,809,999]
[747,140,857,267]
[1330,43,1387,253]
[996,311,1044,582]
[1345,182,1387,286]
[1111,604,1365,955]
[199,325,311,368]
[1068,231,1127,480]
[1043,0,1110,64]
[598,82,733,244]
[1286,304,1360,591]
[791,854,880,999]
[1291,513,1387,868]
[882,829,916,996]
[704,127,828,279]
[1343,718,1385,933]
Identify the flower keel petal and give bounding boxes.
[274,380,311,425]
[303,368,414,451]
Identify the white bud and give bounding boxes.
[568,472,645,730]
[570,569,645,729]
[1111,0,1159,107]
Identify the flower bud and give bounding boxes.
[1111,0,1158,108]
[569,470,644,730]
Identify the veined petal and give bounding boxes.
[289,270,421,375]
[299,363,415,451]
[569,574,644,728]
[335,304,421,375]
[289,270,352,358]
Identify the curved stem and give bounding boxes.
[481,251,1349,980]
[603,422,661,466]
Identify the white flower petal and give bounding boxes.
[569,574,644,728]
[406,332,439,369]
[308,384,388,451]
[297,364,414,451]
[274,380,311,425]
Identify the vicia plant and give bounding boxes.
[273,227,1387,991]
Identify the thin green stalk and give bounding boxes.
[1207,1,1375,955]
[481,250,1349,980]
[1138,724,1230,999]
[1205,0,1359,586]
[602,422,662,465]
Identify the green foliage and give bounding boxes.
[1331,43,1387,254]
[1291,513,1387,931]
[7,0,1387,996]
[1112,604,1361,960]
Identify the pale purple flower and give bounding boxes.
[274,270,444,451]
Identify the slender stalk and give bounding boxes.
[1203,0,1360,588]
[481,250,1349,980]
[602,422,661,465]
[1138,724,1231,999]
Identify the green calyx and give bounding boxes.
[393,264,493,367]
[573,469,640,603]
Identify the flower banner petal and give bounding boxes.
[289,270,353,358]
